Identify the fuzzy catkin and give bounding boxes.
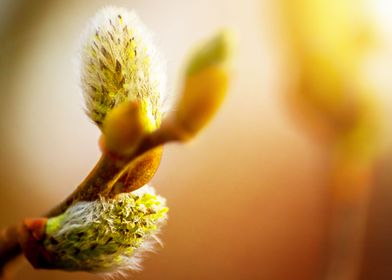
[43,185,168,273]
[81,7,166,128]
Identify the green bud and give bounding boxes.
[186,30,234,76]
[173,30,235,140]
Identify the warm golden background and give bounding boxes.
[1,0,392,279]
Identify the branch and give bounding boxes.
[0,118,177,271]
[0,225,21,278]
[0,19,234,275]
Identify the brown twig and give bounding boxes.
[46,119,179,217]
[0,225,22,278]
[321,156,374,280]
[0,119,181,277]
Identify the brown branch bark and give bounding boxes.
[0,225,22,279]
[321,156,374,280]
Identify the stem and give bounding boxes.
[322,156,373,280]
[0,119,181,276]
[46,155,124,217]
[47,120,178,217]
[324,200,370,280]
[0,225,22,279]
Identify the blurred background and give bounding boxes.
[0,0,392,279]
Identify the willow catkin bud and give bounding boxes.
[174,30,234,140]
[81,7,168,191]
[21,185,168,274]
[81,7,166,129]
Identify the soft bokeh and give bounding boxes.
[0,0,392,279]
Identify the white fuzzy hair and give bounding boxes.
[80,7,171,126]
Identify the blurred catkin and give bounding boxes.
[282,0,379,163]
[280,1,381,280]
